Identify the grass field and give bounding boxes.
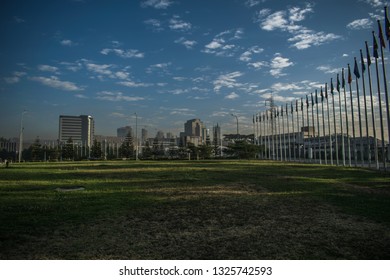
[0,160,389,260]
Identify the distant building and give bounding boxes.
[181,118,206,146]
[141,128,148,144]
[156,130,165,140]
[117,126,132,138]
[59,115,94,146]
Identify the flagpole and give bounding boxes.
[348,64,358,167]
[373,31,386,170]
[306,95,311,161]
[354,57,364,167]
[296,99,301,161]
[301,98,305,161]
[324,83,333,165]
[342,68,352,167]
[366,41,379,170]
[277,109,281,161]
[316,90,322,164]
[331,79,339,165]
[311,93,316,162]
[282,106,286,161]
[321,87,327,164]
[287,104,291,161]
[378,20,390,165]
[337,74,346,166]
[360,49,371,168]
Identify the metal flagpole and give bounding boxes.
[291,102,296,161]
[306,95,311,161]
[365,41,379,170]
[342,68,352,167]
[282,106,286,161]
[311,93,316,162]
[18,110,27,163]
[331,79,339,165]
[287,104,291,161]
[360,49,371,168]
[321,87,327,164]
[337,74,346,166]
[373,31,386,170]
[296,99,301,161]
[316,90,322,164]
[378,20,390,165]
[354,57,364,167]
[277,108,282,161]
[301,98,305,161]
[325,83,333,165]
[347,64,358,167]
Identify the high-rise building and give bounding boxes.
[141,128,148,145]
[117,126,132,138]
[59,115,94,146]
[181,119,206,146]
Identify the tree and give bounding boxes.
[141,140,152,159]
[31,137,43,161]
[198,144,213,159]
[119,132,134,159]
[90,139,102,159]
[226,140,261,159]
[62,137,74,160]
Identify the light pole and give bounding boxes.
[231,113,239,136]
[134,113,138,160]
[18,110,27,163]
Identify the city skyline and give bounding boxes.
[1,0,388,140]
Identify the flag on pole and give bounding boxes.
[325,83,328,99]
[360,49,366,73]
[348,64,352,84]
[291,102,293,114]
[331,78,334,95]
[378,20,386,48]
[342,68,346,88]
[354,57,360,79]
[306,95,309,108]
[296,99,298,112]
[311,92,314,106]
[373,31,379,58]
[286,103,288,115]
[385,6,390,41]
[315,91,318,104]
[320,87,324,102]
[301,98,303,111]
[337,73,341,92]
[365,41,372,67]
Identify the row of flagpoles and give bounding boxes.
[253,6,390,170]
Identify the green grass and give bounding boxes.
[0,160,389,259]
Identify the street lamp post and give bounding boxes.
[18,110,27,163]
[231,113,239,136]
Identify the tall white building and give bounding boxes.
[59,115,94,147]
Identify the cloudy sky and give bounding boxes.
[1,0,388,140]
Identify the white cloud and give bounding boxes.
[174,37,197,49]
[225,92,240,99]
[97,91,144,102]
[75,94,88,99]
[239,46,264,62]
[203,29,243,57]
[364,0,384,8]
[271,82,303,92]
[317,65,339,74]
[38,65,59,73]
[4,77,20,84]
[270,54,293,77]
[114,71,130,80]
[288,30,340,50]
[146,62,172,74]
[140,0,173,9]
[169,16,192,31]
[117,81,150,88]
[86,63,113,76]
[60,39,76,46]
[169,108,195,116]
[101,48,144,58]
[347,18,372,30]
[213,71,244,92]
[257,3,340,49]
[245,0,261,7]
[30,76,83,91]
[144,19,164,31]
[248,61,268,69]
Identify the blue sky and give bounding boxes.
[1,0,388,140]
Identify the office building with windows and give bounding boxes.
[59,115,94,147]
